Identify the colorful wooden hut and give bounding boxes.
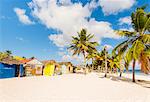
[21,58,43,76]
[58,62,73,74]
[0,57,24,78]
[42,60,56,76]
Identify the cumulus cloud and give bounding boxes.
[99,0,136,15]
[58,49,84,64]
[62,53,84,64]
[119,16,131,25]
[28,0,119,48]
[14,8,34,25]
[119,28,134,32]
[48,34,68,47]
[103,44,113,50]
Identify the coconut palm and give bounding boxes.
[93,47,109,73]
[86,49,98,70]
[0,50,12,61]
[5,50,12,56]
[109,55,120,74]
[104,46,109,77]
[113,6,150,82]
[69,28,99,68]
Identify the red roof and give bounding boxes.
[20,59,32,63]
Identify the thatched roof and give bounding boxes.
[0,57,23,65]
[58,62,73,66]
[42,60,56,65]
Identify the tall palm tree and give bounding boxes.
[69,28,98,68]
[104,46,108,77]
[86,49,99,70]
[113,6,150,82]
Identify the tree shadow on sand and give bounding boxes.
[99,75,150,88]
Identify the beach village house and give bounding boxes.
[58,62,73,74]
[21,58,43,76]
[42,60,73,76]
[0,57,24,78]
[42,60,57,76]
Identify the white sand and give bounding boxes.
[0,73,150,102]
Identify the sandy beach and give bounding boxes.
[0,73,150,102]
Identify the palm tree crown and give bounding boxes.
[69,28,98,67]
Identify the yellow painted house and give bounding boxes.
[42,60,56,76]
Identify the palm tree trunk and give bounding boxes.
[104,51,107,77]
[119,59,122,77]
[119,72,122,77]
[132,59,136,82]
[83,51,87,75]
[92,58,94,71]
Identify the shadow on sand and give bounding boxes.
[99,75,150,88]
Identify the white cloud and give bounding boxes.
[28,0,120,48]
[58,0,72,5]
[58,51,65,56]
[99,0,136,15]
[119,27,134,32]
[103,44,113,50]
[48,34,68,47]
[14,8,34,25]
[119,16,131,25]
[62,54,84,64]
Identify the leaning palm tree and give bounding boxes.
[113,6,150,82]
[68,28,98,68]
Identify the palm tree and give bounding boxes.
[104,46,108,77]
[109,55,120,74]
[5,50,12,56]
[69,28,98,69]
[0,50,12,61]
[86,49,98,70]
[113,6,150,82]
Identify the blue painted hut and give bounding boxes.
[0,57,24,79]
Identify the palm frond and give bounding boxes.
[115,30,136,37]
[112,39,129,56]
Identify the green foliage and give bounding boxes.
[0,50,12,61]
[68,28,99,66]
[112,6,150,74]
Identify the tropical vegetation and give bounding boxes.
[68,28,99,68]
[68,6,150,82]
[112,6,150,82]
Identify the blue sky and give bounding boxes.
[0,0,150,64]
